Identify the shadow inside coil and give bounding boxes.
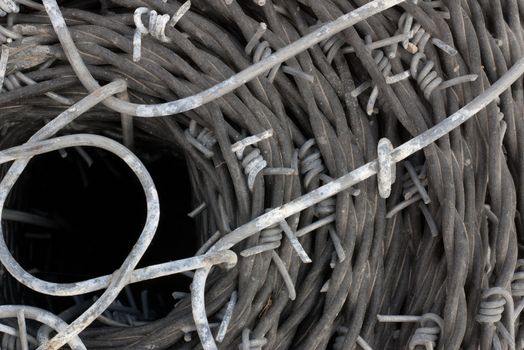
[1,143,197,321]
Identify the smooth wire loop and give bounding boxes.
[0,80,142,350]
[0,132,237,348]
[10,136,234,348]
[377,138,395,199]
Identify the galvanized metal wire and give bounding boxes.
[0,0,524,349]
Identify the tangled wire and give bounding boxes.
[0,0,524,349]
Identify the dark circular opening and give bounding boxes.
[2,145,197,321]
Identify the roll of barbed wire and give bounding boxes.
[0,0,523,349]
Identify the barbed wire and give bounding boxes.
[0,0,523,349]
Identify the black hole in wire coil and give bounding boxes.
[2,146,197,320]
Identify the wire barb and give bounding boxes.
[186,121,216,159]
[133,2,191,62]
[0,0,18,17]
[351,36,410,115]
[215,291,237,343]
[477,288,515,348]
[232,130,295,191]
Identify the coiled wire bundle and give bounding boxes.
[0,0,523,349]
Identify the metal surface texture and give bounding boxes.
[0,0,523,349]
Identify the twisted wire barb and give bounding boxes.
[0,0,18,17]
[245,23,280,82]
[232,129,295,191]
[395,5,478,100]
[409,52,478,100]
[351,36,410,115]
[191,53,524,350]
[133,2,191,62]
[239,215,309,300]
[42,0,408,116]
[408,314,444,349]
[378,313,444,349]
[386,161,438,235]
[185,120,216,159]
[246,23,313,83]
[5,1,524,348]
[476,288,515,348]
[240,220,298,300]
[317,24,408,62]
[297,140,350,264]
[398,1,454,55]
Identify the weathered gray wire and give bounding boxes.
[41,0,407,117]
[0,0,522,348]
[191,54,524,350]
[0,305,86,349]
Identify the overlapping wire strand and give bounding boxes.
[0,0,523,349]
